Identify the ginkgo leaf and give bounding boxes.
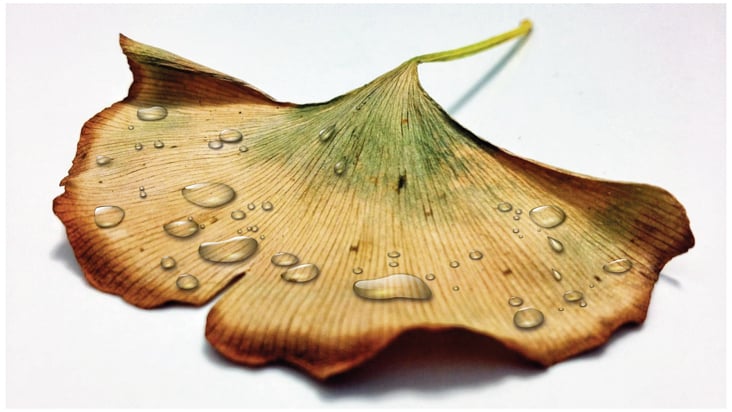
[53,20,694,379]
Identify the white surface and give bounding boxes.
[5,4,725,408]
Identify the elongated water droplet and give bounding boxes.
[247,203,256,211]
[497,202,513,212]
[603,258,632,274]
[469,250,483,260]
[219,129,243,143]
[563,290,584,303]
[387,251,401,258]
[318,125,335,142]
[388,261,398,267]
[181,182,235,208]
[134,143,143,151]
[199,236,258,263]
[208,140,223,150]
[230,210,246,220]
[353,274,432,300]
[96,155,112,166]
[239,145,249,153]
[176,274,199,291]
[94,206,125,228]
[529,205,566,228]
[353,267,363,275]
[271,252,299,267]
[551,268,562,281]
[334,159,346,175]
[281,263,320,283]
[508,296,523,307]
[548,237,564,253]
[261,201,273,211]
[153,140,164,148]
[160,256,176,270]
[163,219,199,238]
[513,307,544,329]
[425,273,436,281]
[137,105,167,121]
[449,260,460,268]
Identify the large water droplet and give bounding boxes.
[199,236,258,263]
[160,256,176,270]
[603,258,633,274]
[563,290,584,303]
[334,159,346,175]
[271,252,299,267]
[551,268,562,281]
[181,183,235,208]
[318,125,335,142]
[548,237,564,253]
[219,129,243,143]
[508,296,524,307]
[96,155,112,166]
[163,218,200,238]
[497,202,513,212]
[353,274,432,300]
[281,263,320,283]
[513,308,544,329]
[387,251,401,258]
[94,206,125,228]
[230,210,246,220]
[176,274,199,291]
[469,250,483,260]
[208,140,223,150]
[529,205,566,228]
[137,106,167,121]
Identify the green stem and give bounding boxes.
[409,19,533,64]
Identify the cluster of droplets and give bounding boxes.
[209,129,243,150]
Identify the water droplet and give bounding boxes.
[237,229,244,234]
[515,209,523,215]
[139,186,145,191]
[261,201,273,211]
[248,225,259,232]
[163,218,200,238]
[548,237,564,253]
[219,129,243,143]
[551,268,562,281]
[589,283,595,288]
[334,159,346,175]
[449,260,460,268]
[199,224,206,229]
[238,145,249,153]
[513,215,520,221]
[96,155,112,166]
[137,105,167,121]
[512,228,520,234]
[387,251,401,258]
[388,261,399,267]
[230,210,246,220]
[151,140,163,149]
[181,182,235,208]
[160,256,176,270]
[318,125,336,142]
[135,143,143,150]
[259,235,265,240]
[281,263,320,283]
[176,274,199,291]
[353,267,364,275]
[513,308,544,329]
[425,273,436,281]
[452,286,460,291]
[558,307,565,312]
[198,236,258,263]
[271,252,299,267]
[529,205,566,228]
[579,300,588,308]
[603,258,632,274]
[469,250,483,260]
[208,140,224,150]
[128,125,135,130]
[518,234,524,239]
[563,290,584,303]
[139,190,147,199]
[353,274,432,300]
[94,206,125,228]
[497,202,513,212]
[247,203,256,211]
[508,296,523,307]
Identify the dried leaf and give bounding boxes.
[53,20,694,379]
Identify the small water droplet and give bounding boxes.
[281,263,320,283]
[425,273,436,281]
[452,286,460,291]
[508,296,523,307]
[529,205,566,228]
[469,250,483,260]
[558,307,565,312]
[548,237,564,253]
[518,234,524,238]
[219,129,243,143]
[247,203,256,211]
[334,159,346,175]
[497,202,513,212]
[271,252,299,267]
[134,143,143,150]
[139,186,145,191]
[199,236,258,263]
[94,206,125,228]
[515,209,523,215]
[163,218,200,238]
[387,251,401,258]
[139,190,147,199]
[512,228,520,234]
[187,216,194,221]
[181,182,235,208]
[261,201,273,211]
[208,140,224,150]
[176,274,199,291]
[353,274,432,300]
[603,258,632,274]
[237,229,244,234]
[160,256,176,270]
[563,290,584,303]
[589,283,595,288]
[579,300,587,307]
[238,145,249,153]
[199,224,206,229]
[513,215,520,221]
[388,261,399,267]
[318,125,336,142]
[259,235,265,240]
[137,106,167,121]
[128,125,135,130]
[551,268,562,281]
[513,307,544,329]
[353,267,364,275]
[449,260,460,268]
[96,155,112,166]
[230,210,246,220]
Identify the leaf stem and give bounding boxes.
[409,19,533,64]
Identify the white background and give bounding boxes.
[5,4,725,408]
